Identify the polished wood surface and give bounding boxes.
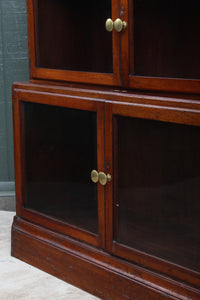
[12,216,200,300]
[12,83,200,300]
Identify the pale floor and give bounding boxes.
[0,211,100,300]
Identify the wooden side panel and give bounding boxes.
[12,88,23,215]
[26,0,36,79]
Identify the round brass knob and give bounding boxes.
[91,170,99,183]
[105,18,113,32]
[113,18,127,32]
[98,172,112,186]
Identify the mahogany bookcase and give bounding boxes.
[12,0,200,299]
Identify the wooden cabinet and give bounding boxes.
[12,83,200,299]
[12,0,200,299]
[28,0,200,93]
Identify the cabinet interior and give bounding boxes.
[22,102,98,234]
[114,115,200,272]
[132,0,200,79]
[34,0,113,73]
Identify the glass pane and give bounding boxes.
[23,102,98,234]
[114,116,200,272]
[35,0,112,73]
[132,0,200,79]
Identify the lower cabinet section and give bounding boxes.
[12,83,200,299]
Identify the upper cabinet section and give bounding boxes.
[27,0,121,86]
[27,0,200,94]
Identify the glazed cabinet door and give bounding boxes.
[122,0,200,93]
[27,0,120,86]
[13,89,105,248]
[105,100,200,287]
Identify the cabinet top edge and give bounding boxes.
[12,81,200,104]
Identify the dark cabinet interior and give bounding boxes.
[132,0,200,79]
[35,0,112,73]
[11,0,200,299]
[23,102,98,234]
[114,115,200,272]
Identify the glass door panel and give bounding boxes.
[114,115,200,272]
[35,0,112,73]
[23,102,98,234]
[131,0,200,79]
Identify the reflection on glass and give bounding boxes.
[114,116,200,271]
[35,0,112,73]
[132,0,200,79]
[23,102,98,234]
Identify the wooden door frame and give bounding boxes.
[26,0,121,87]
[104,97,200,287]
[13,86,106,248]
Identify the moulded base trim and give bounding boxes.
[11,217,200,300]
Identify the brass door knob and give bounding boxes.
[98,172,111,186]
[91,170,111,186]
[105,18,113,32]
[113,18,127,32]
[91,170,99,183]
